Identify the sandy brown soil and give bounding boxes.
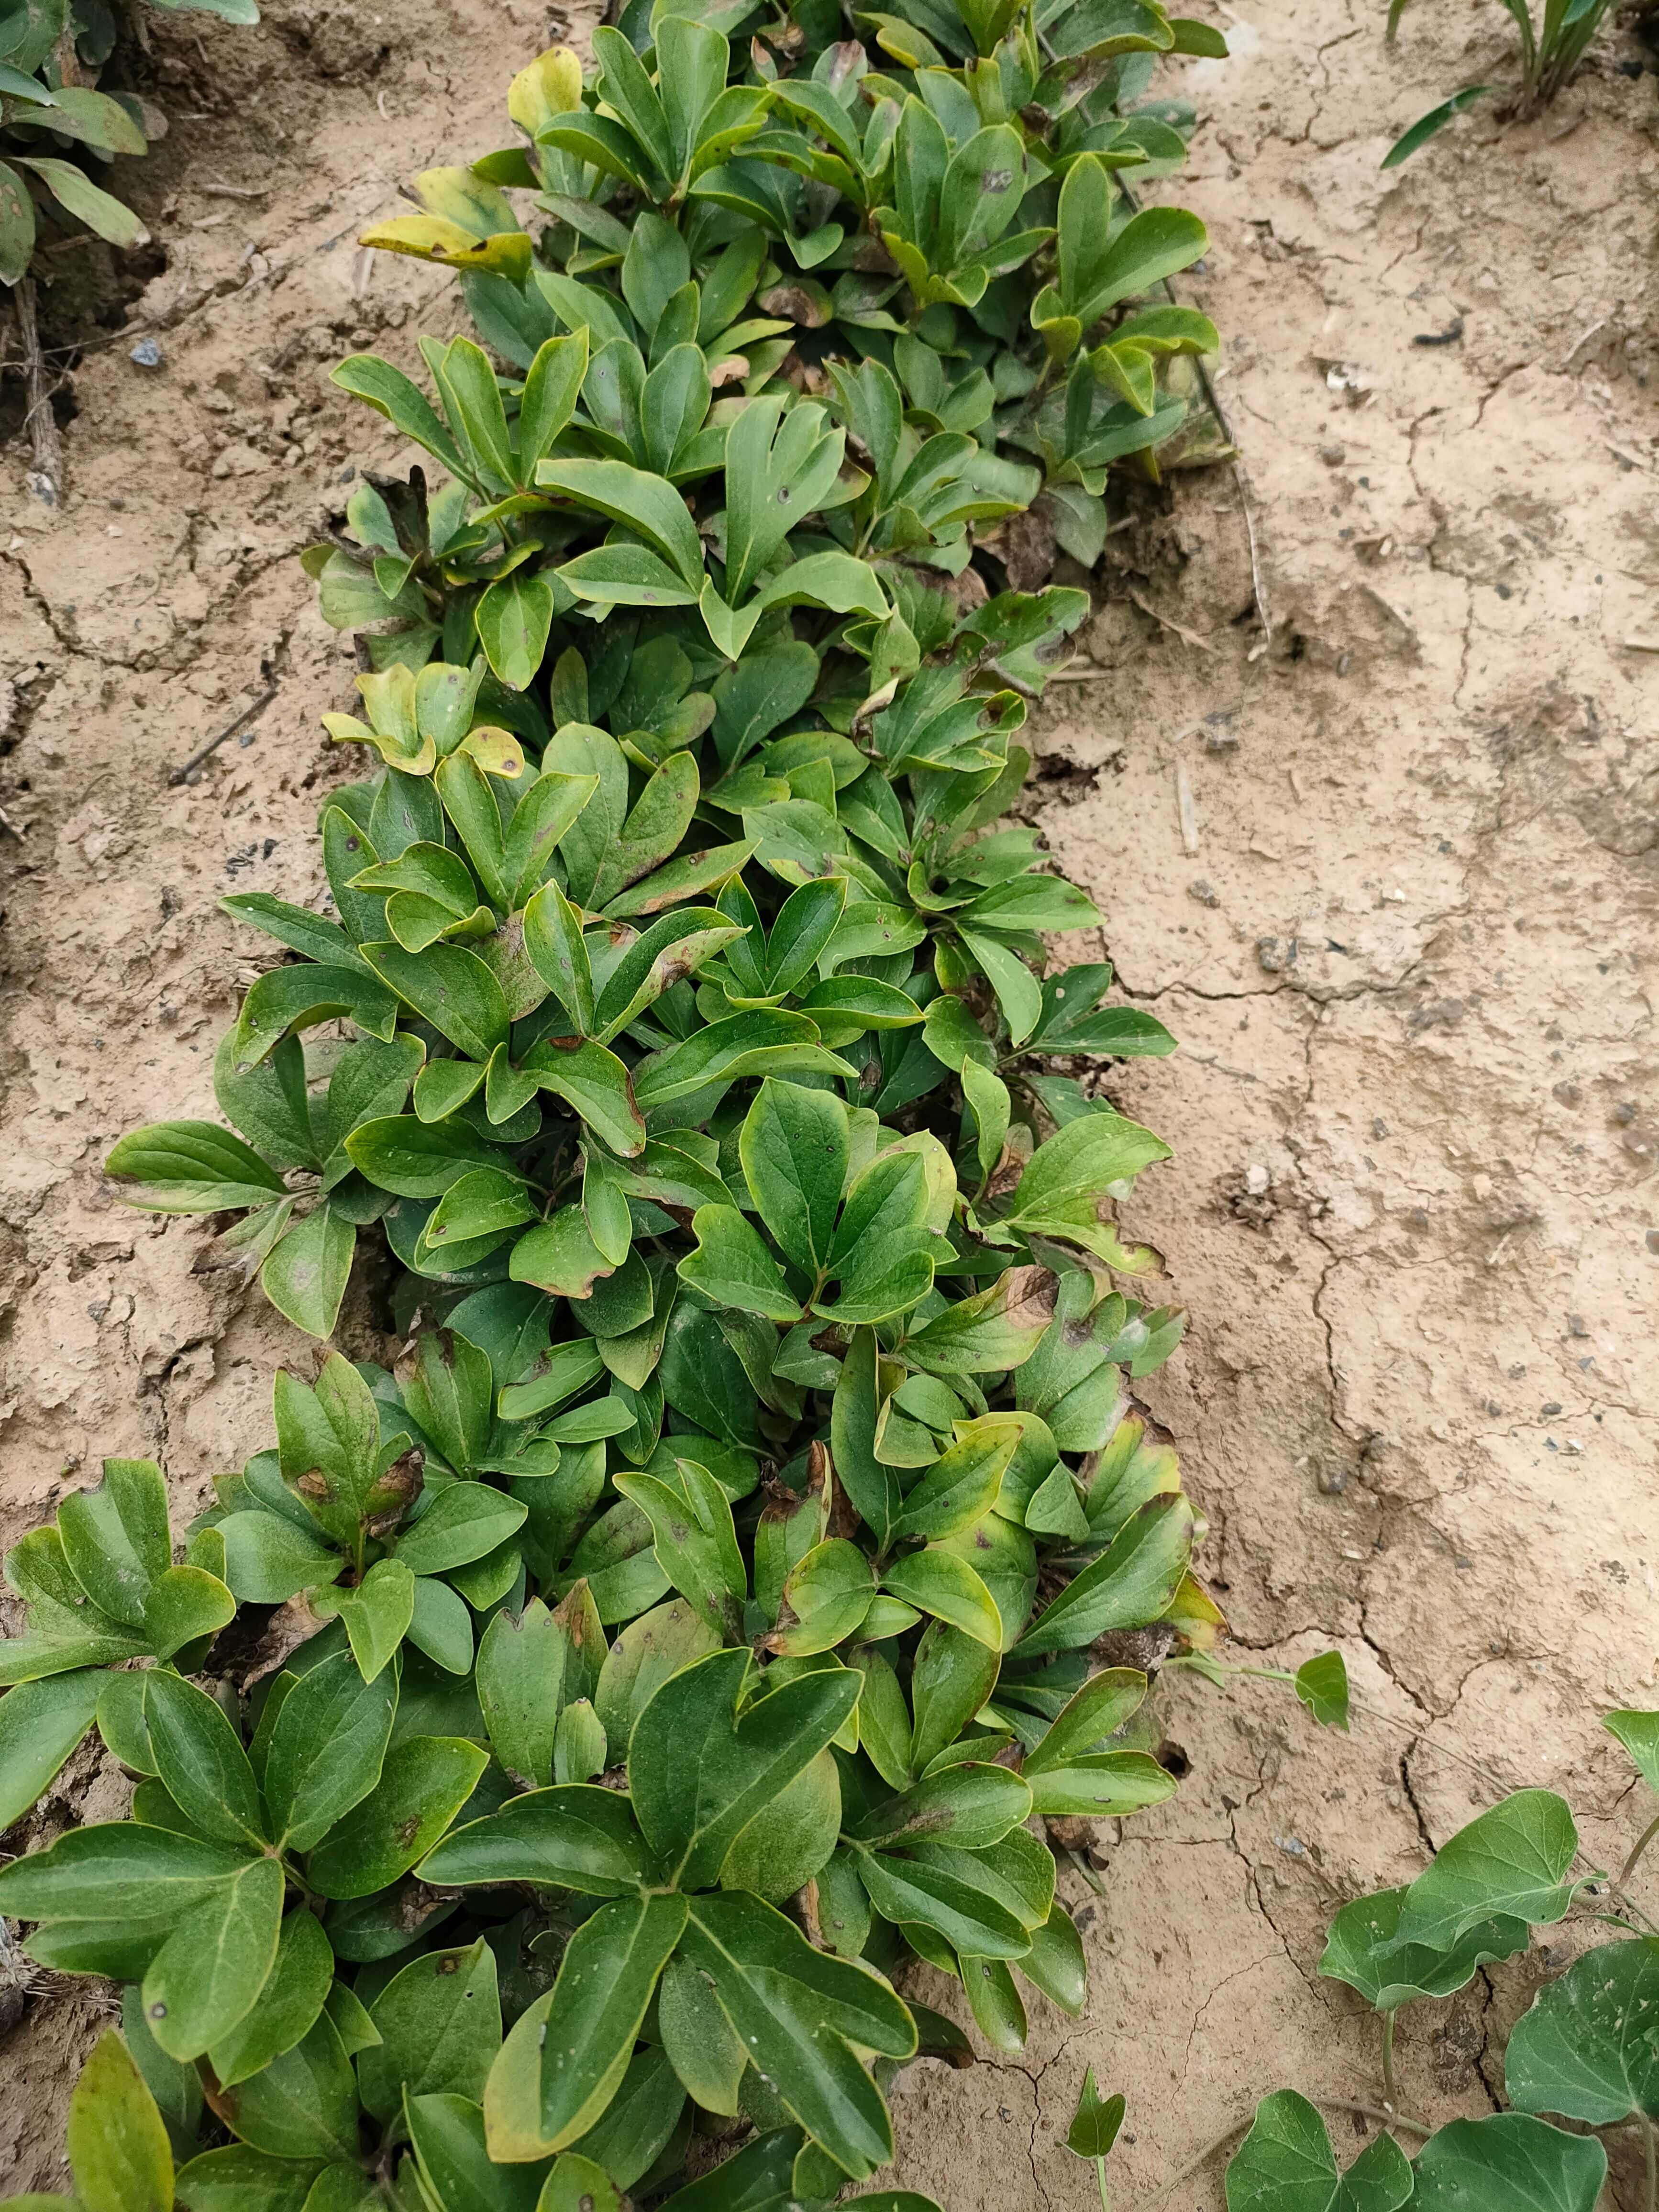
[0,0,1655,2200]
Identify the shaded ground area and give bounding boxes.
[0,0,1654,2199]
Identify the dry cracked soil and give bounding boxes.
[0,0,1655,2202]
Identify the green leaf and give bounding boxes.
[207,1908,335,2089]
[478,570,557,691]
[614,1466,745,1641]
[57,1456,172,1627]
[1022,1902,1088,2015]
[1065,2066,1125,2159]
[271,1353,385,1548]
[0,1670,103,1831]
[1069,201,1207,330]
[1604,1709,1659,1795]
[346,1114,513,1197]
[119,1984,205,2163]
[830,1330,901,1549]
[880,1548,1002,1650]
[723,396,847,603]
[509,1206,615,1300]
[524,1038,647,1156]
[361,940,509,1063]
[408,1577,475,1675]
[1406,2114,1604,2212]
[19,154,148,246]
[65,2031,174,2212]
[1025,1667,1148,1774]
[738,1077,848,1277]
[519,331,589,475]
[140,1855,286,2062]
[1381,87,1493,170]
[174,2145,322,2212]
[313,1556,414,1683]
[903,1265,1059,1375]
[1017,1495,1196,1657]
[771,1540,876,1659]
[852,1844,1029,1960]
[230,965,398,1073]
[1024,1749,1177,1820]
[394,1485,527,1575]
[523,881,596,1035]
[851,1762,1030,1852]
[0,160,36,285]
[143,1671,268,1849]
[419,1782,659,1898]
[678,1204,802,1323]
[199,2013,360,2164]
[263,1649,398,1853]
[657,1952,746,2117]
[0,1821,251,1922]
[475,1597,577,1788]
[680,1890,913,2179]
[538,2156,623,2212]
[262,1205,356,1338]
[1318,1885,1530,2013]
[629,1647,861,1888]
[358,1938,502,2124]
[959,927,1041,1045]
[1002,1113,1171,1255]
[594,1599,722,1756]
[535,457,706,589]
[525,1892,689,2149]
[592,909,741,1045]
[306,1736,489,1900]
[889,1421,1019,1545]
[408,2094,545,2212]
[332,354,467,479]
[1505,1936,1659,2124]
[1294,1650,1350,1731]
[1223,2090,1413,2212]
[218,1510,341,1605]
[1386,1791,1580,1956]
[909,1623,999,1775]
[555,1699,607,1786]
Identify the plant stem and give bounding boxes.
[1095,2153,1110,2212]
[1381,2010,1398,2110]
[1620,1813,1659,1890]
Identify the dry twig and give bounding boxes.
[12,279,63,507]
[167,682,280,786]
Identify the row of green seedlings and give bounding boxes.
[0,1,1236,2207]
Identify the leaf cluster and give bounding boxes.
[0,0,257,285]
[1209,1710,1659,2210]
[1380,0,1614,167]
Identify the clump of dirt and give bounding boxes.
[1,0,1657,2199]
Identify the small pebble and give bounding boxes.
[130,336,164,368]
[1189,878,1219,907]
